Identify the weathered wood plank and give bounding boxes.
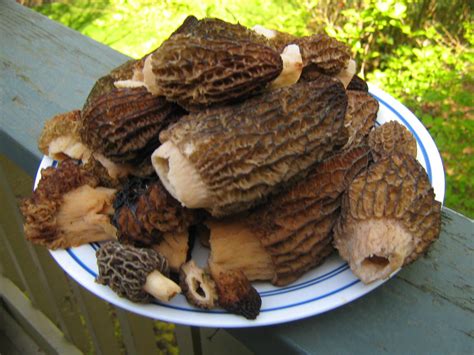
[0,275,82,355]
[116,309,160,355]
[0,0,129,176]
[69,282,125,355]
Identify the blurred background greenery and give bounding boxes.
[29,0,473,218]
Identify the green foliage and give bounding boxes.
[33,0,473,217]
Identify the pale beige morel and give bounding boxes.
[334,153,441,284]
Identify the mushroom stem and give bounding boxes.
[143,270,181,302]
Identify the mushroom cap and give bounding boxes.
[20,159,102,249]
[249,145,371,285]
[113,177,197,246]
[144,33,283,111]
[343,90,379,149]
[211,269,261,320]
[156,77,348,217]
[334,153,441,284]
[38,110,91,162]
[81,87,184,164]
[96,241,170,303]
[296,33,351,77]
[368,121,417,162]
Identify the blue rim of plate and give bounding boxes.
[41,87,445,325]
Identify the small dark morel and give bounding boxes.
[96,241,181,303]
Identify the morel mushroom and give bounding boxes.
[347,75,369,92]
[153,77,348,217]
[179,260,217,309]
[208,146,371,286]
[20,160,117,249]
[334,153,441,284]
[368,120,417,161]
[113,177,197,247]
[96,241,181,303]
[343,90,379,149]
[211,268,261,320]
[38,110,92,162]
[142,33,283,110]
[81,86,184,165]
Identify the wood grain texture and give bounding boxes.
[0,0,129,176]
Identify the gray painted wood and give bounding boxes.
[1,1,472,354]
[0,0,129,176]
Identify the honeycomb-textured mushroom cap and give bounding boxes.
[81,87,184,164]
[96,241,171,303]
[113,177,198,247]
[296,34,351,76]
[143,33,283,111]
[368,121,417,161]
[207,146,371,286]
[334,153,441,284]
[153,77,348,217]
[83,58,146,112]
[343,90,379,149]
[211,268,261,320]
[20,160,117,249]
[250,145,372,285]
[38,110,92,162]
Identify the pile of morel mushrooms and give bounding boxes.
[21,16,441,320]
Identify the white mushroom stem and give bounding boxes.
[151,141,212,208]
[270,44,303,89]
[335,59,357,88]
[143,54,160,95]
[143,270,181,302]
[252,25,277,39]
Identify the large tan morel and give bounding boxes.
[145,33,283,110]
[334,153,441,284]
[368,120,417,161]
[154,77,348,217]
[208,146,371,286]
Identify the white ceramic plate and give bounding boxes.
[35,86,445,328]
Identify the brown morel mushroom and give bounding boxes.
[343,90,379,149]
[179,260,217,309]
[208,146,371,286]
[20,160,117,249]
[211,268,261,320]
[112,177,197,248]
[368,120,417,161]
[142,33,283,111]
[96,241,181,303]
[334,153,441,284]
[38,110,92,162]
[81,86,184,165]
[153,77,348,217]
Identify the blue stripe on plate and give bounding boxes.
[64,91,431,315]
